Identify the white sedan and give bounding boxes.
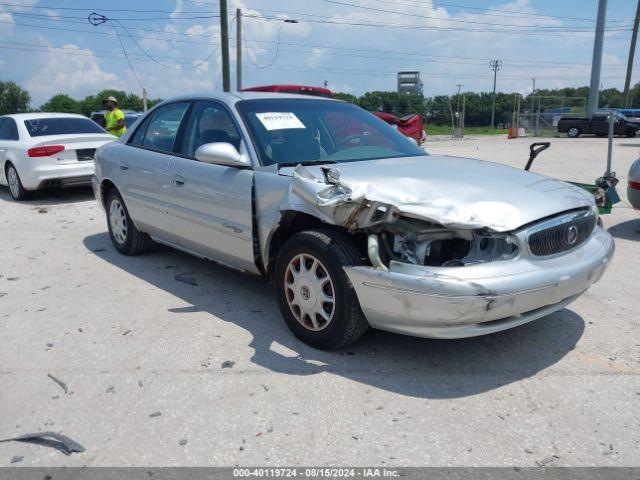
[0,112,115,200]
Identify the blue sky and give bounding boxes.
[0,0,637,106]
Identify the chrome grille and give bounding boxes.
[527,210,597,257]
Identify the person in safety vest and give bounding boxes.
[103,96,126,137]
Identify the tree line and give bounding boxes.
[3,79,640,127]
[0,81,163,117]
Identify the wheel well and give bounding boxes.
[100,179,117,208]
[265,211,366,281]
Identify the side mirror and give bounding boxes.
[195,142,251,168]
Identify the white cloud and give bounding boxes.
[24,43,118,102]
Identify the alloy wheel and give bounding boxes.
[7,166,20,199]
[284,253,335,331]
[109,199,128,244]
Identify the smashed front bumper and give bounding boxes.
[344,226,614,339]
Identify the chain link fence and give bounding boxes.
[518,96,587,137]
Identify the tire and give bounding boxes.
[106,189,151,255]
[567,127,581,138]
[275,229,369,349]
[5,163,29,201]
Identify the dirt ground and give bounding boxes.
[0,135,639,467]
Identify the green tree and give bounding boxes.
[332,92,357,103]
[78,90,162,116]
[40,94,81,114]
[0,80,31,115]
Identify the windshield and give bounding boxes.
[236,99,426,166]
[24,117,106,137]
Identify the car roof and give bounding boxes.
[2,112,89,120]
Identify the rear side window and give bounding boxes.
[141,102,190,154]
[0,118,19,140]
[24,117,106,137]
[129,113,154,147]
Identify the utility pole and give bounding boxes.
[490,60,502,128]
[624,0,640,107]
[454,84,463,138]
[143,88,148,112]
[236,8,242,91]
[219,0,231,92]
[530,78,536,131]
[530,78,536,111]
[587,0,608,115]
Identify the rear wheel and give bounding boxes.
[106,189,151,255]
[275,229,369,349]
[567,127,581,138]
[5,163,29,201]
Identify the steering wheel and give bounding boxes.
[338,134,368,149]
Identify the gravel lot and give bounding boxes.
[0,135,639,467]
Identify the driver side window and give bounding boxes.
[178,101,241,159]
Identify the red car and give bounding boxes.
[371,111,426,145]
[241,84,332,98]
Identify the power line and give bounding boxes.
[240,13,632,36]
[3,5,634,36]
[0,42,627,82]
[322,0,632,30]
[350,0,629,23]
[0,19,633,72]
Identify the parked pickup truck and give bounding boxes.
[557,111,640,138]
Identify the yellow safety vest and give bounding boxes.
[105,108,126,137]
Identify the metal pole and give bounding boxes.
[624,0,640,107]
[607,111,614,176]
[461,93,465,138]
[142,88,148,112]
[490,60,502,128]
[219,0,231,92]
[236,8,242,91]
[587,0,608,115]
[530,78,535,128]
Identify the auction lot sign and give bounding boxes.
[1,468,639,480]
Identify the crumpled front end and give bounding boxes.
[344,225,613,338]
[263,162,615,339]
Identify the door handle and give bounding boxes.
[172,174,185,186]
[120,162,129,171]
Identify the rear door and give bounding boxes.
[166,100,257,273]
[118,101,191,242]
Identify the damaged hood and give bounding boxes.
[280,155,595,232]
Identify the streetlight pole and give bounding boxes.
[624,0,640,107]
[587,0,608,115]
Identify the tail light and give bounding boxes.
[28,145,65,157]
[629,180,640,191]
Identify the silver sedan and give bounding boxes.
[92,93,614,349]
[629,157,640,209]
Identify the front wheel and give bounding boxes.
[5,163,29,201]
[106,189,151,255]
[567,127,581,138]
[275,229,369,349]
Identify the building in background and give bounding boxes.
[397,71,423,95]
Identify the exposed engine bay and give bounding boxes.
[373,217,519,268]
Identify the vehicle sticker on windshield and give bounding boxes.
[255,112,305,131]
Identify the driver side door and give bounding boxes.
[166,100,258,273]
